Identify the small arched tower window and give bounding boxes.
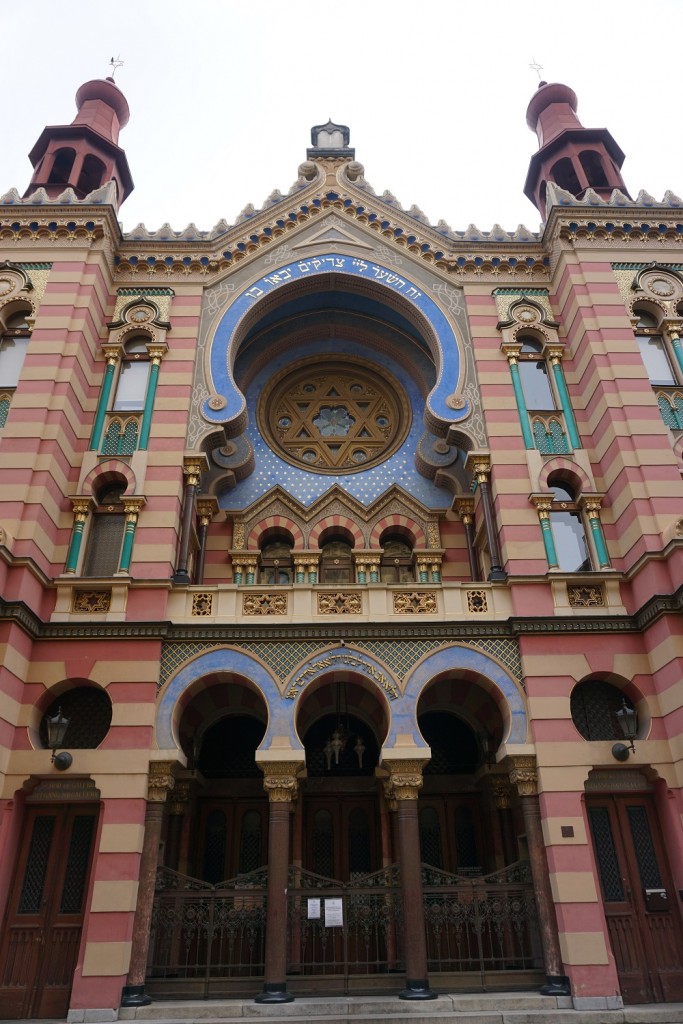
[549,157,581,194]
[548,481,591,572]
[633,308,676,385]
[113,336,151,411]
[517,336,556,410]
[320,536,354,584]
[76,154,106,196]
[0,311,32,427]
[82,481,127,577]
[380,534,414,583]
[579,150,609,189]
[47,148,76,185]
[259,537,294,585]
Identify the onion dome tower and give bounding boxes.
[24,77,133,210]
[524,81,628,218]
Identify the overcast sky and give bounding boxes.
[3,0,682,237]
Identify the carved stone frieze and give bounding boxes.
[318,592,362,614]
[393,591,437,614]
[567,584,605,608]
[191,592,214,616]
[243,593,288,615]
[72,590,112,613]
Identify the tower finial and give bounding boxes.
[109,55,125,81]
[529,58,543,81]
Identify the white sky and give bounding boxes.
[3,0,682,237]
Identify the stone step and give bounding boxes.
[114,994,683,1024]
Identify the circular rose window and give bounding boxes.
[257,358,411,474]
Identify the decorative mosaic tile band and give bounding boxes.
[158,636,523,693]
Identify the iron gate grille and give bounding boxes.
[422,861,541,976]
[148,866,267,996]
[287,866,403,989]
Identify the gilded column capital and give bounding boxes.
[182,454,209,487]
[465,451,491,483]
[147,761,176,803]
[147,345,168,364]
[491,776,513,809]
[545,345,564,364]
[530,493,552,519]
[260,761,302,802]
[663,320,681,342]
[122,496,146,521]
[70,497,93,520]
[453,497,475,524]
[168,780,192,815]
[579,493,604,516]
[501,342,522,363]
[196,497,219,525]
[102,344,121,364]
[507,755,538,797]
[385,758,429,801]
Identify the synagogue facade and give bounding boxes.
[0,76,682,1018]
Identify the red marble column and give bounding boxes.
[388,761,436,1000]
[255,762,300,1004]
[509,757,569,996]
[121,763,175,1007]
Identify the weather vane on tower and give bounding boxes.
[529,58,544,81]
[109,55,125,80]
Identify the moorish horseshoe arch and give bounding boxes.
[156,648,299,754]
[399,645,529,748]
[201,254,470,436]
[155,644,401,757]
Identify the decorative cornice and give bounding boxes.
[0,582,681,641]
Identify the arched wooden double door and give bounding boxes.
[0,803,98,1019]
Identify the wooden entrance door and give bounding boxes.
[304,795,378,881]
[0,804,98,1019]
[587,794,683,1003]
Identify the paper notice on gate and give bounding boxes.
[307,898,321,920]
[324,898,344,928]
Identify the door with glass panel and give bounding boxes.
[587,794,683,1003]
[0,805,98,1019]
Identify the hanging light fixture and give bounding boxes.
[46,707,73,770]
[615,698,638,753]
[325,673,349,770]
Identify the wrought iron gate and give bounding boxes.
[147,866,267,998]
[287,866,403,993]
[422,861,542,979]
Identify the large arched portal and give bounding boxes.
[295,671,389,883]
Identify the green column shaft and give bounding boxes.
[509,362,534,449]
[138,361,160,451]
[540,517,559,569]
[588,515,610,569]
[65,520,86,573]
[118,519,137,573]
[90,361,116,450]
[671,337,683,376]
[551,361,581,449]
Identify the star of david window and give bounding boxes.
[258,359,410,473]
